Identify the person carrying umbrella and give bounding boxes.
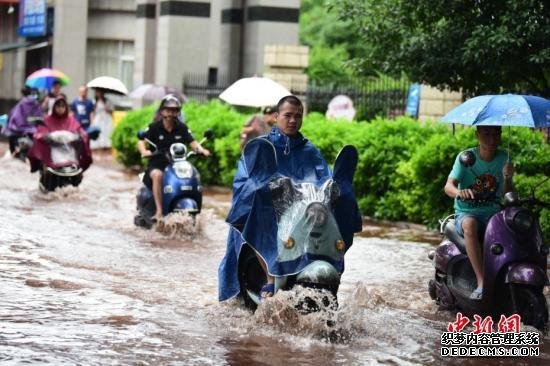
[440,93,550,300]
[90,89,114,149]
[137,94,210,221]
[239,106,277,149]
[42,80,66,115]
[443,127,514,300]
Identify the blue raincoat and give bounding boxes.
[218,127,361,301]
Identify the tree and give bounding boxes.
[329,0,550,96]
[300,0,362,84]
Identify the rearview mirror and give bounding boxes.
[137,130,147,140]
[459,150,476,167]
[203,129,214,139]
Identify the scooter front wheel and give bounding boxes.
[237,245,264,310]
[510,285,548,331]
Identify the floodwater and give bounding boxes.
[0,148,549,365]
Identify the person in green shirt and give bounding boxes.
[444,126,514,300]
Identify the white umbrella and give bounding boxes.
[219,76,291,107]
[87,76,128,95]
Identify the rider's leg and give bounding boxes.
[461,217,483,289]
[150,169,164,219]
[8,135,18,154]
[255,252,274,297]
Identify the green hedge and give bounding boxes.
[112,101,549,238]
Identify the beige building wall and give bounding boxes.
[263,44,308,92]
[418,85,463,121]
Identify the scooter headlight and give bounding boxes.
[173,161,193,179]
[170,143,187,159]
[512,210,534,233]
[305,202,328,228]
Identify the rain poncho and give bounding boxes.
[218,127,362,301]
[28,97,92,172]
[1,96,42,137]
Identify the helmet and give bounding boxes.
[160,94,182,109]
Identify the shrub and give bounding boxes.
[111,104,156,168]
[111,100,246,185]
[184,100,244,185]
[112,101,549,238]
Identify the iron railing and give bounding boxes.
[183,73,410,120]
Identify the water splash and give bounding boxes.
[154,210,211,239]
[254,285,367,343]
[32,185,84,201]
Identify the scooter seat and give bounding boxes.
[444,219,467,254]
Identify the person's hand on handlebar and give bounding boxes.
[198,147,211,157]
[140,150,153,158]
[189,140,211,157]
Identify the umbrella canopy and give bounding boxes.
[87,76,128,95]
[26,68,70,90]
[129,84,186,102]
[219,76,291,107]
[441,94,550,128]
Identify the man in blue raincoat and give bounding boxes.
[218,95,361,301]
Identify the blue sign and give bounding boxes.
[405,83,421,118]
[18,0,47,37]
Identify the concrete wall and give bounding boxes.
[217,0,243,81]
[52,0,89,100]
[87,10,136,41]
[418,85,463,121]
[134,0,157,88]
[242,0,300,76]
[155,0,211,88]
[208,0,222,72]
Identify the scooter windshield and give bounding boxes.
[49,131,79,166]
[271,178,344,264]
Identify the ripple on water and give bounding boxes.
[95,315,139,327]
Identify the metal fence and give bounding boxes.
[183,73,410,120]
[302,79,410,120]
[183,73,236,104]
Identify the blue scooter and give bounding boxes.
[133,129,213,228]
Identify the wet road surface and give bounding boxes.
[0,149,548,365]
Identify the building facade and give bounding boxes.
[0,0,300,107]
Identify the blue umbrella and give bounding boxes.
[441,94,550,128]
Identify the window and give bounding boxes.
[86,39,134,107]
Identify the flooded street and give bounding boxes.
[1,148,549,365]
